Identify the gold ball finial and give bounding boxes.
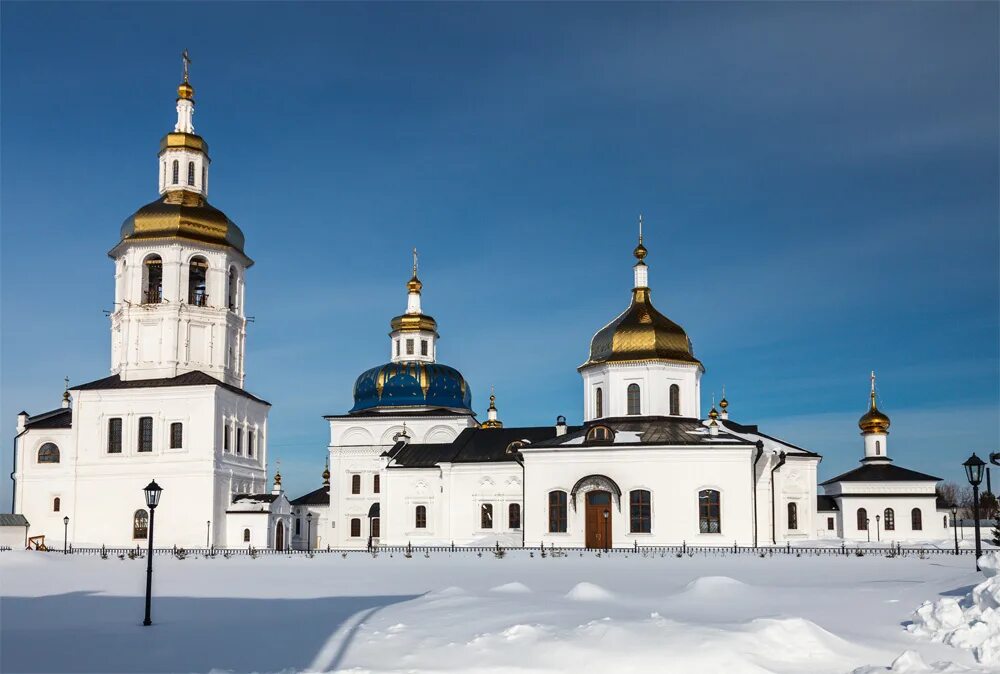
[719,385,728,410]
[633,213,647,261]
[407,247,422,293]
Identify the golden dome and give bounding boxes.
[390,312,438,334]
[858,392,890,434]
[708,406,718,420]
[633,242,647,261]
[117,189,247,256]
[581,287,700,369]
[177,81,194,100]
[719,397,728,411]
[407,275,423,293]
[159,132,209,156]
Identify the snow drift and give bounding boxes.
[907,552,1000,666]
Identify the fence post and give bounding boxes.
[634,540,638,552]
[682,540,687,554]
[786,541,791,554]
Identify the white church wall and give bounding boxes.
[522,446,754,547]
[581,361,701,421]
[833,493,947,543]
[13,426,75,549]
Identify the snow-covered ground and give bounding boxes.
[1,549,997,673]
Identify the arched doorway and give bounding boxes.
[585,490,612,549]
[275,521,285,551]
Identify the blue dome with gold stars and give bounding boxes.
[350,361,472,414]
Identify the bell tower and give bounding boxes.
[108,53,252,387]
[858,371,891,463]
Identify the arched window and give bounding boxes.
[350,518,361,537]
[227,267,238,310]
[548,491,567,532]
[857,508,868,530]
[143,255,163,304]
[371,518,380,538]
[698,489,721,533]
[630,489,651,533]
[944,515,948,528]
[351,475,361,495]
[188,257,208,306]
[295,518,301,535]
[187,161,195,186]
[202,165,206,191]
[509,503,521,529]
[171,160,179,184]
[415,506,426,529]
[669,384,680,416]
[875,440,881,455]
[53,497,61,512]
[243,528,250,543]
[247,430,254,457]
[587,425,614,443]
[481,503,493,529]
[38,443,60,463]
[235,429,243,455]
[134,509,149,539]
[595,387,603,418]
[167,422,182,449]
[787,502,798,530]
[627,383,641,415]
[884,508,895,531]
[224,425,231,452]
[138,417,153,452]
[373,474,380,494]
[911,508,923,531]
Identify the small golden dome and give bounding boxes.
[859,395,890,435]
[633,241,647,261]
[407,275,423,293]
[390,312,438,334]
[117,189,247,256]
[719,397,728,410]
[708,406,718,420]
[322,467,331,484]
[274,471,282,485]
[177,81,194,100]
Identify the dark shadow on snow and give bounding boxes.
[1,591,418,673]
[939,584,975,597]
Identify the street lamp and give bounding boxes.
[142,480,163,627]
[875,514,881,543]
[206,520,211,548]
[63,516,69,554]
[866,518,871,543]
[602,509,609,552]
[951,505,959,555]
[964,453,986,570]
[306,513,313,551]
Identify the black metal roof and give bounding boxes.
[720,419,820,457]
[821,463,941,486]
[290,486,330,506]
[232,493,279,504]
[529,416,754,449]
[324,409,474,420]
[73,371,270,406]
[24,407,72,429]
[390,425,570,468]
[0,514,29,527]
[817,495,839,511]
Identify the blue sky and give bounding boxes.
[2,2,997,505]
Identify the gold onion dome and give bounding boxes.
[118,189,247,256]
[407,274,423,293]
[177,81,194,100]
[858,393,890,435]
[582,243,700,368]
[709,406,718,420]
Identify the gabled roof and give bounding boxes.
[290,486,330,506]
[390,425,570,468]
[817,495,839,511]
[73,371,269,406]
[0,514,29,527]
[720,419,820,457]
[528,416,753,449]
[24,407,72,430]
[821,463,941,486]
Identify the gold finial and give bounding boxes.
[274,458,281,485]
[482,385,503,428]
[719,384,728,410]
[859,370,890,434]
[322,457,330,485]
[633,214,648,261]
[709,393,718,420]
[489,385,497,409]
[177,49,194,100]
[407,248,423,293]
[62,376,70,402]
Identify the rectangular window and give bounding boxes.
[169,422,183,449]
[350,518,361,537]
[247,430,255,458]
[415,505,427,528]
[548,491,567,533]
[481,503,493,529]
[421,340,428,356]
[509,503,521,529]
[236,429,243,456]
[224,424,231,452]
[295,518,301,535]
[351,475,361,494]
[373,474,380,494]
[138,417,153,452]
[395,340,400,356]
[108,418,123,454]
[630,490,651,533]
[698,489,721,533]
[827,517,834,530]
[406,339,414,355]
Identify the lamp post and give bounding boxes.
[602,509,609,552]
[952,505,959,555]
[142,480,163,626]
[875,514,881,543]
[964,453,986,570]
[866,518,871,543]
[206,520,211,548]
[306,513,313,551]
[63,516,69,554]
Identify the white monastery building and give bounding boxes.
[9,61,951,551]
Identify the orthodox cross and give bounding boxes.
[638,213,643,243]
[412,248,418,277]
[182,49,191,83]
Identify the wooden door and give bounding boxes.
[585,490,612,549]
[276,521,285,551]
